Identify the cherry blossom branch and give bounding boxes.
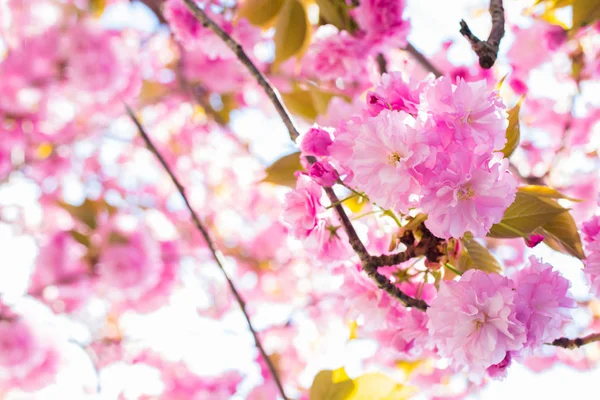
[459,0,505,69]
[181,0,301,141]
[550,332,600,349]
[125,106,289,400]
[131,0,167,23]
[179,0,429,311]
[404,42,443,77]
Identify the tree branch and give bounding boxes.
[404,42,442,77]
[125,106,289,400]
[181,0,429,312]
[181,0,301,141]
[130,0,167,24]
[459,0,505,69]
[551,332,600,349]
[376,53,388,75]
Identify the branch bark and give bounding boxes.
[404,42,442,77]
[130,0,167,24]
[125,106,289,400]
[181,0,301,142]
[459,0,505,69]
[551,333,600,349]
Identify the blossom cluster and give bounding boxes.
[428,258,575,378]
[286,74,516,240]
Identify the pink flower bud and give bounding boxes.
[524,233,544,248]
[300,127,333,157]
[309,161,338,186]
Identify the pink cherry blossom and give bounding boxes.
[29,231,93,313]
[304,219,352,263]
[345,109,432,212]
[0,304,62,391]
[421,77,508,154]
[421,157,517,239]
[282,174,326,239]
[486,352,512,380]
[96,220,177,312]
[366,72,426,116]
[513,257,575,349]
[427,270,526,374]
[308,161,338,187]
[300,127,333,157]
[353,0,410,49]
[301,29,371,91]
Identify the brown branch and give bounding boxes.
[180,0,429,312]
[181,0,301,141]
[459,0,505,69]
[404,42,443,77]
[376,53,388,75]
[551,333,600,349]
[125,106,289,400]
[130,0,167,24]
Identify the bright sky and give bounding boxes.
[1,0,599,399]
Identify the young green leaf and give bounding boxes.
[538,211,586,259]
[459,236,503,273]
[500,96,524,158]
[261,152,303,187]
[237,0,285,27]
[487,192,568,238]
[517,185,582,201]
[274,0,311,65]
[310,369,355,400]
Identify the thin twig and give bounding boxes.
[459,0,505,69]
[550,333,600,349]
[181,0,301,141]
[130,0,167,23]
[376,53,388,75]
[125,106,289,400]
[404,42,443,77]
[180,0,429,312]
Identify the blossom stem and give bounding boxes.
[444,263,463,276]
[125,106,289,400]
[326,194,358,209]
[550,332,600,349]
[181,0,301,142]
[351,210,382,220]
[381,209,403,227]
[459,0,505,69]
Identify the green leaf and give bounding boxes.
[347,373,411,400]
[237,0,285,27]
[274,0,311,65]
[458,236,503,273]
[572,0,600,30]
[69,230,91,248]
[310,369,355,400]
[88,0,106,17]
[58,199,99,230]
[262,152,303,187]
[282,87,338,121]
[487,192,568,238]
[500,96,524,158]
[282,90,318,121]
[537,211,586,259]
[517,185,582,202]
[316,0,358,33]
